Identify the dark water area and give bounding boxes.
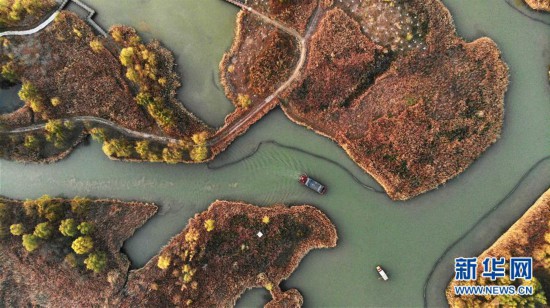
[0,84,23,114]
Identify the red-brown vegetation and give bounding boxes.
[221,0,509,200]
[120,201,337,307]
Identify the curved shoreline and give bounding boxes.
[0,0,322,166]
[423,155,550,307]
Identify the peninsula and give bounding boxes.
[0,196,337,307]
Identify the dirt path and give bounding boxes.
[0,0,323,160]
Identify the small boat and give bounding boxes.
[376,266,389,281]
[299,174,327,194]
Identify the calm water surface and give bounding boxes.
[0,0,549,307]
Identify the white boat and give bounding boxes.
[376,266,389,281]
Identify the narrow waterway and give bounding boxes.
[0,0,549,307]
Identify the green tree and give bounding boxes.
[89,127,106,142]
[72,236,93,254]
[45,119,67,149]
[119,47,135,67]
[146,99,175,129]
[77,222,94,235]
[135,140,151,158]
[1,61,18,83]
[84,251,107,273]
[34,195,64,221]
[10,223,24,236]
[162,145,183,164]
[135,91,154,106]
[59,219,78,237]
[33,222,54,239]
[71,196,91,216]
[89,39,104,53]
[18,81,43,112]
[102,139,133,158]
[22,234,40,252]
[157,255,171,269]
[190,146,208,162]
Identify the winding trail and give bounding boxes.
[0,0,324,159]
[208,0,322,149]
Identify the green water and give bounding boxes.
[0,0,549,307]
[0,84,22,114]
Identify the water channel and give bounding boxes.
[0,0,549,306]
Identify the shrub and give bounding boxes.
[84,251,107,273]
[59,219,78,237]
[157,255,171,270]
[22,234,40,252]
[10,223,24,236]
[50,97,61,106]
[71,196,91,216]
[33,222,54,239]
[237,94,252,109]
[23,134,40,149]
[65,253,78,268]
[72,236,94,254]
[77,222,94,235]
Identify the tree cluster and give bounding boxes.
[3,196,108,274]
[111,27,177,132]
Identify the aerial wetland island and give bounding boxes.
[0,0,548,307]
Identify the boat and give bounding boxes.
[376,266,389,281]
[299,174,327,194]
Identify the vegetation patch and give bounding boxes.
[121,200,337,307]
[0,195,157,307]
